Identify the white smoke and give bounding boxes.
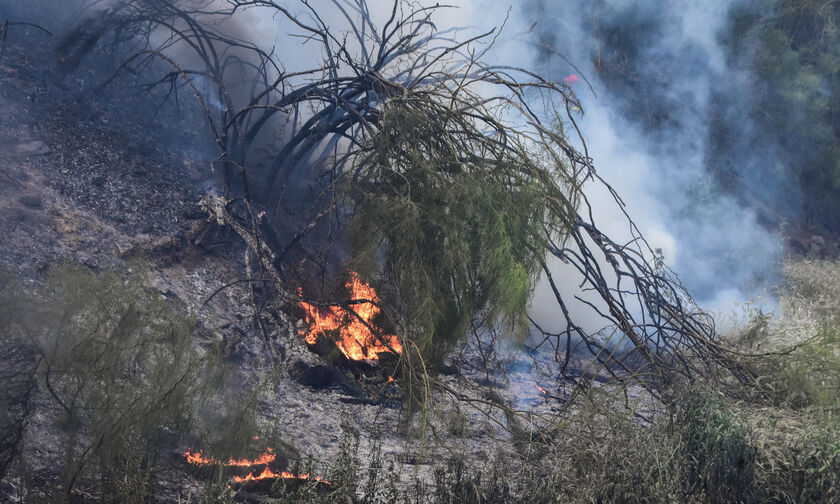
[508,0,782,318]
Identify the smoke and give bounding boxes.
[3,0,783,317]
[506,0,783,317]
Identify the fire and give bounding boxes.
[232,467,328,484]
[184,448,328,484]
[183,449,275,467]
[298,270,402,361]
[535,384,547,395]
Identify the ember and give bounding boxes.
[298,270,402,361]
[535,384,547,395]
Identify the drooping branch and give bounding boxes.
[66,0,761,409]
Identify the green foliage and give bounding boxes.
[429,457,512,504]
[255,424,400,504]
[523,391,688,504]
[186,381,840,504]
[347,101,576,369]
[10,265,220,502]
[327,423,363,502]
[525,387,835,503]
[750,412,840,503]
[722,0,840,230]
[675,389,757,503]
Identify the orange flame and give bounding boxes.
[183,449,275,467]
[184,450,214,465]
[184,449,329,484]
[232,467,328,484]
[298,271,402,361]
[226,452,276,467]
[535,384,547,395]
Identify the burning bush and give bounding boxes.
[62,0,592,380]
[62,0,747,408]
[347,101,574,368]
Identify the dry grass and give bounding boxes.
[782,260,840,323]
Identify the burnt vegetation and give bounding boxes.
[2,0,840,503]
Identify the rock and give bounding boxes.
[288,359,336,389]
[18,195,42,209]
[14,140,50,156]
[133,233,152,248]
[151,236,178,251]
[114,238,135,257]
[439,359,458,376]
[75,252,98,268]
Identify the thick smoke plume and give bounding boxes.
[516,0,782,314]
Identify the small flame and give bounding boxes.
[232,467,328,484]
[184,448,328,484]
[183,449,275,467]
[226,452,276,467]
[184,450,214,465]
[535,384,547,395]
[388,375,396,383]
[298,270,402,361]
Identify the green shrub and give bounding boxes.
[525,391,686,504]
[748,411,840,503]
[757,324,840,409]
[675,390,757,503]
[348,102,576,370]
[11,265,219,503]
[0,272,37,480]
[0,343,35,479]
[719,0,840,231]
